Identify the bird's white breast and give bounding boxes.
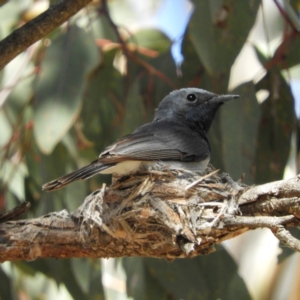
[99,157,210,175]
[99,160,143,175]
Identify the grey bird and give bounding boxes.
[42,88,239,191]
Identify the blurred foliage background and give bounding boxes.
[0,0,300,299]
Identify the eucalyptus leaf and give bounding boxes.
[255,69,295,183]
[121,78,144,136]
[0,266,16,300]
[127,29,171,53]
[81,49,124,154]
[189,0,260,76]
[124,249,250,300]
[220,82,260,183]
[34,25,98,154]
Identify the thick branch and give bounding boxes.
[0,0,92,70]
[1,169,300,262]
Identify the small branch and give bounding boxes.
[272,226,300,252]
[0,0,92,70]
[273,0,300,32]
[222,215,295,228]
[100,0,129,56]
[99,0,176,88]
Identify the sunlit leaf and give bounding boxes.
[2,160,28,201]
[0,0,28,37]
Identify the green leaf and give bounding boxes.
[34,25,98,154]
[127,29,171,53]
[25,259,97,300]
[127,49,177,115]
[2,160,28,201]
[189,0,260,76]
[255,69,295,183]
[83,13,118,42]
[2,52,35,112]
[121,78,144,136]
[71,259,95,294]
[85,260,105,299]
[0,266,17,300]
[0,0,28,37]
[180,33,204,85]
[81,49,124,155]
[32,142,74,214]
[220,82,260,183]
[70,258,104,300]
[124,249,251,300]
[123,257,167,300]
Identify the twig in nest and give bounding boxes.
[185,169,220,190]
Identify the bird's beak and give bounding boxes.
[211,94,240,104]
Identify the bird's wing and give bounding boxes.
[99,121,210,163]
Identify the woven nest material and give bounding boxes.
[1,168,300,261]
[75,166,249,258]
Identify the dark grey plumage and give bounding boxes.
[42,88,239,191]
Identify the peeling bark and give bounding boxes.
[1,168,300,262]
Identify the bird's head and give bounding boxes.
[154,88,239,133]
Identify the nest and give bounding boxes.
[74,166,249,258]
[1,167,300,261]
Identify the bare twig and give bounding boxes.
[99,0,176,88]
[273,226,300,252]
[273,0,300,32]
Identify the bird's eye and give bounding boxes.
[186,94,197,102]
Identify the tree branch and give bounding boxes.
[0,0,92,71]
[1,168,300,262]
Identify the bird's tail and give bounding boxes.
[42,162,114,192]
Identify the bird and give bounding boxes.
[42,88,239,191]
